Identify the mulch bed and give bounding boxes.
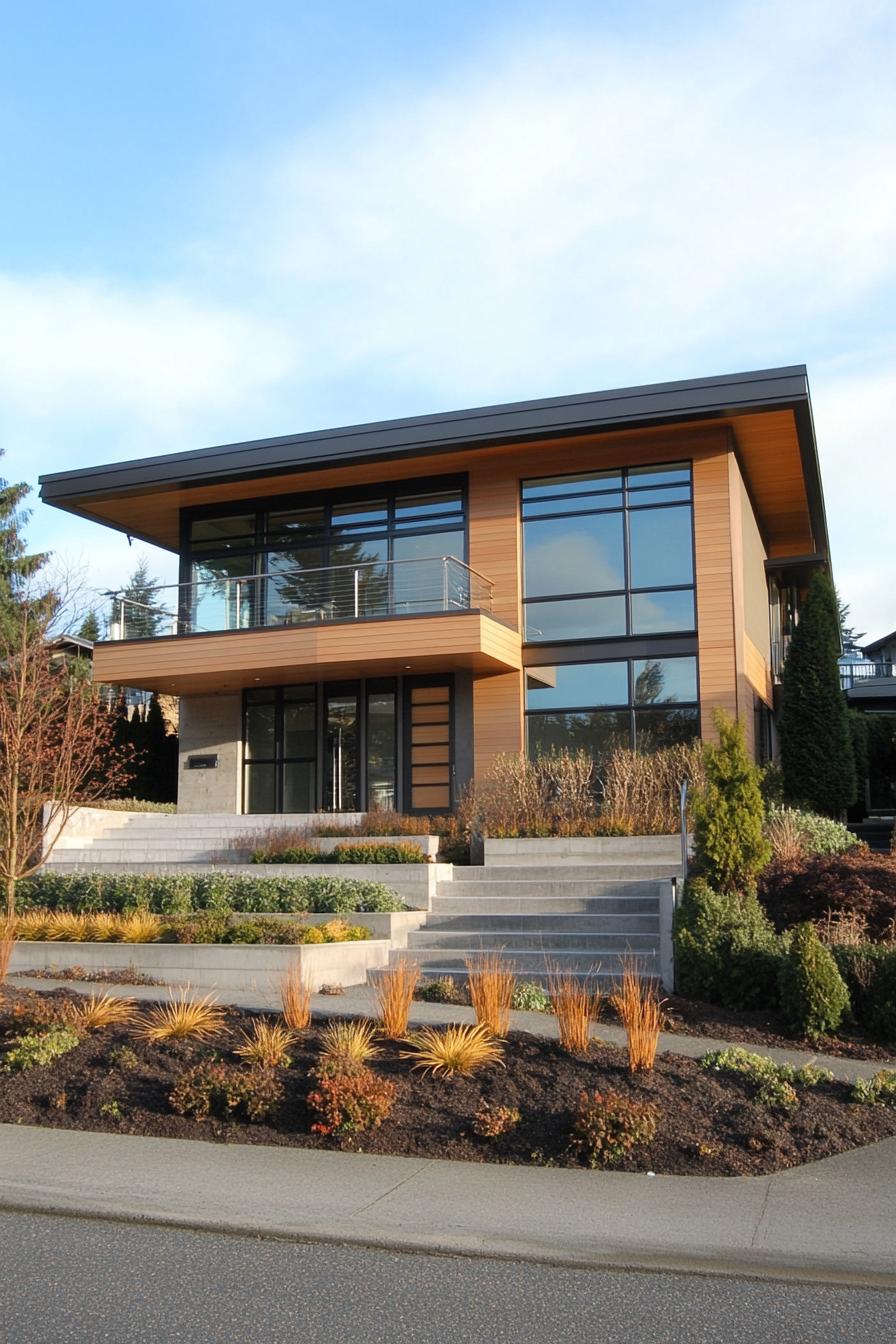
[1,986,894,1178]
[656,995,896,1062]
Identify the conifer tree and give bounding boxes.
[780,571,856,815]
[0,455,46,639]
[691,711,770,895]
[78,609,101,642]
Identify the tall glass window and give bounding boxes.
[185,481,466,630]
[521,464,695,642]
[525,656,699,762]
[244,685,317,814]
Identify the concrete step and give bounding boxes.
[390,949,657,978]
[430,895,660,914]
[459,864,679,881]
[420,913,659,933]
[406,931,659,952]
[438,878,665,900]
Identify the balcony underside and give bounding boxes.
[92,610,522,695]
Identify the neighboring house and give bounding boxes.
[841,630,896,714]
[49,634,155,715]
[39,366,829,816]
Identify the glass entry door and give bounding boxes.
[324,687,359,812]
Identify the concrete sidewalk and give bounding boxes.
[12,975,896,1083]
[0,1123,894,1288]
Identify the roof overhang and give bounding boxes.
[39,365,829,561]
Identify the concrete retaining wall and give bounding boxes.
[483,836,683,867]
[232,911,427,947]
[8,939,391,993]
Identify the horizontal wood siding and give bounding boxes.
[473,672,524,774]
[693,451,737,743]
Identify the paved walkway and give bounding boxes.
[11,975,896,1082]
[0,1123,894,1287]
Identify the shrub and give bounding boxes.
[15,871,404,916]
[280,961,313,1032]
[673,878,783,1010]
[832,945,896,1044]
[170,1060,283,1122]
[778,922,851,1039]
[765,807,859,860]
[757,851,896,940]
[252,843,323,864]
[417,976,467,1005]
[371,961,420,1038]
[547,969,598,1055]
[108,1045,139,1071]
[456,749,597,838]
[251,840,428,865]
[234,1019,296,1069]
[1,1025,81,1072]
[599,742,706,835]
[95,799,177,813]
[4,990,66,1033]
[402,1023,504,1077]
[318,1018,381,1071]
[701,1045,833,1110]
[570,1090,659,1167]
[472,1103,521,1138]
[511,981,552,1013]
[134,989,226,1043]
[465,952,516,1037]
[610,961,663,1072]
[851,1070,896,1106]
[691,712,769,894]
[307,1067,396,1135]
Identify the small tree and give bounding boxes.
[78,609,101,642]
[118,558,162,638]
[692,711,770,895]
[0,457,47,641]
[780,571,856,815]
[0,599,132,916]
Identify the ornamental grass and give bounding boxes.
[134,988,226,1043]
[234,1018,296,1069]
[318,1018,381,1070]
[279,960,313,1031]
[547,967,600,1055]
[371,960,420,1038]
[401,1022,504,1077]
[465,951,516,1037]
[116,911,162,943]
[66,992,137,1032]
[610,959,664,1073]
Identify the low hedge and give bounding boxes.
[673,878,783,1011]
[251,841,429,865]
[16,872,405,916]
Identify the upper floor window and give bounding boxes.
[521,463,695,642]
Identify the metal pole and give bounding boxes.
[679,778,689,881]
[442,558,449,611]
[354,568,360,619]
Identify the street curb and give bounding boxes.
[1,1189,894,1291]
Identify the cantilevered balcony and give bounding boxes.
[94,555,521,694]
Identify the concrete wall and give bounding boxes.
[178,695,242,813]
[9,938,391,993]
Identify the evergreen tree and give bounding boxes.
[0,454,47,638]
[692,711,770,896]
[119,558,162,638]
[780,571,857,815]
[141,693,177,802]
[78,609,101,642]
[837,595,865,655]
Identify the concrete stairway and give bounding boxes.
[396,841,681,986]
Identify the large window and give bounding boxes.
[521,464,695,642]
[185,480,466,630]
[525,656,699,761]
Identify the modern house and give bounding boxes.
[39,366,829,817]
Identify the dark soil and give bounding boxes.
[651,996,896,1063]
[1,987,894,1177]
[11,965,165,987]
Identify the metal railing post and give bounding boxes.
[442,557,449,611]
[353,568,360,618]
[679,778,689,881]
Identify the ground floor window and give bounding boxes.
[525,655,699,761]
[243,676,452,813]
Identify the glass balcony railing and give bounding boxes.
[106,555,495,641]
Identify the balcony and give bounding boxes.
[840,661,896,708]
[94,555,522,694]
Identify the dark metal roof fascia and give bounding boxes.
[39,366,810,502]
[862,630,896,655]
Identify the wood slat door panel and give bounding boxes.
[409,683,451,811]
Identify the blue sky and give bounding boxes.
[2,0,894,637]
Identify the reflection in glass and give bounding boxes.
[632,657,698,704]
[523,514,624,597]
[366,690,397,810]
[283,761,315,812]
[527,710,630,762]
[190,556,254,631]
[283,691,316,758]
[332,500,388,531]
[325,692,358,811]
[265,507,325,543]
[630,589,696,635]
[629,505,693,588]
[245,703,276,761]
[329,538,389,617]
[245,763,276,813]
[394,490,463,525]
[526,662,628,710]
[634,706,700,752]
[265,549,325,624]
[627,463,690,487]
[392,531,464,611]
[524,595,626,642]
[189,515,255,551]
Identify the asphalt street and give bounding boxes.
[0,1211,893,1344]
